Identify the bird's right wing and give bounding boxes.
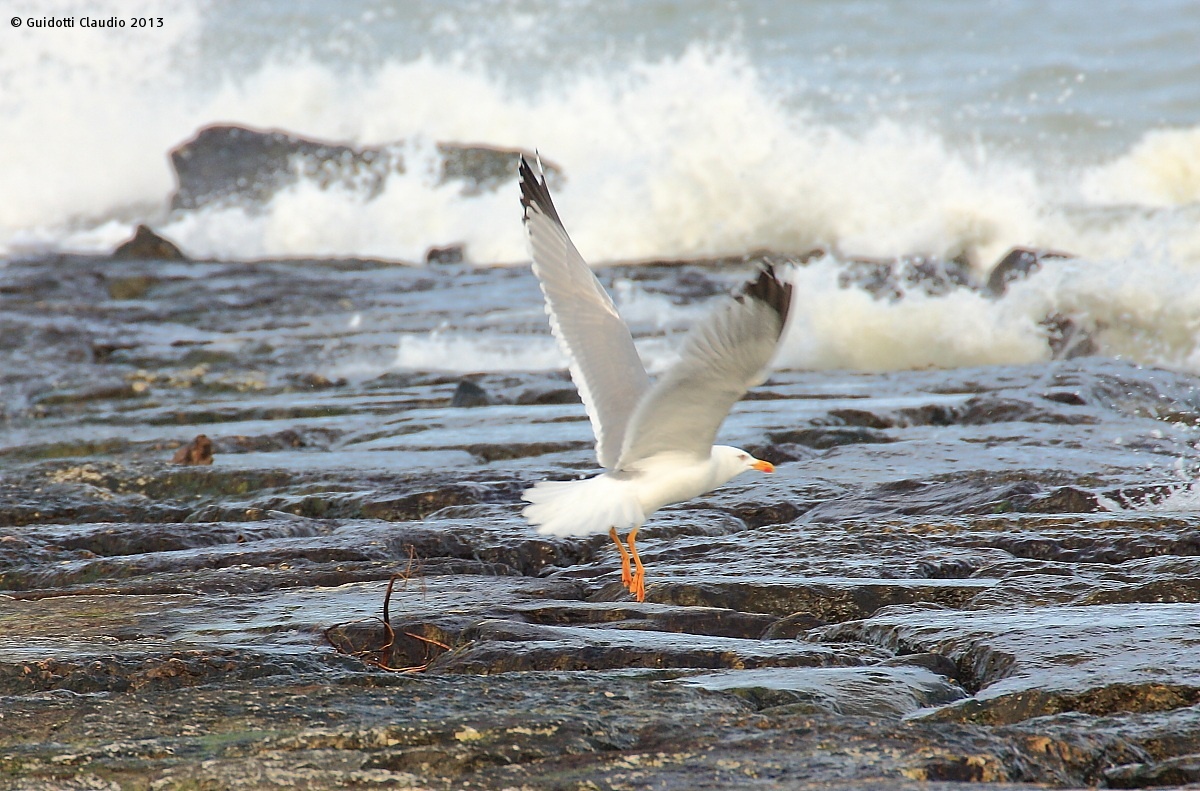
[519,156,652,470]
[616,265,793,468]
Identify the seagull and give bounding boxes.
[518,156,793,601]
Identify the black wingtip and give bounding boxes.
[741,264,793,325]
[519,153,562,226]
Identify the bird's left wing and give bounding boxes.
[616,265,793,468]
[519,156,652,469]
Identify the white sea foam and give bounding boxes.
[1082,127,1200,208]
[609,279,708,331]
[776,251,1200,373]
[152,46,1051,266]
[0,0,202,254]
[391,329,679,375]
[394,331,564,373]
[1006,253,1200,371]
[776,260,1050,372]
[379,251,1200,378]
[1143,483,1200,512]
[7,0,1200,375]
[6,3,1196,272]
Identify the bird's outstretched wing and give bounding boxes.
[616,266,792,468]
[519,156,652,469]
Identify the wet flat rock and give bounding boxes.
[0,671,1098,790]
[821,603,1200,725]
[4,252,1200,786]
[431,619,879,673]
[679,664,968,716]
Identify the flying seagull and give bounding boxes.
[518,156,793,601]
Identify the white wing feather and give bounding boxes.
[519,157,651,469]
[616,268,791,468]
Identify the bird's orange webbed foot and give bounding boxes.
[628,527,646,602]
[629,569,645,602]
[609,526,633,589]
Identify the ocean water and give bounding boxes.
[4,0,1200,372]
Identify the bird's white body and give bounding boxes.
[523,445,761,538]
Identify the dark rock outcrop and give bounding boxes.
[171,434,213,465]
[168,124,562,213]
[111,224,187,261]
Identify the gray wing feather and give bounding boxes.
[616,266,792,467]
[519,156,652,469]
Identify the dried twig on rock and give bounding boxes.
[324,546,449,672]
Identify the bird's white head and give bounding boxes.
[712,445,774,484]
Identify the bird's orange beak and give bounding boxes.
[751,459,774,473]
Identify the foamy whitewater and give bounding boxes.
[5,0,1200,373]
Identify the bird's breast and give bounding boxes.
[627,451,722,515]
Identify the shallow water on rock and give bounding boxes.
[3,252,1200,788]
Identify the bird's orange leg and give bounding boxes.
[609,526,633,588]
[627,525,646,602]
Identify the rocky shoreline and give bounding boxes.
[2,241,1200,789]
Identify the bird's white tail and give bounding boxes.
[521,474,644,538]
